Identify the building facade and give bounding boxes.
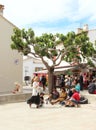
[23,56,45,83]
[77,24,96,43]
[0,5,23,93]
[77,24,96,64]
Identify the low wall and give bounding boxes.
[0,92,31,104]
[0,90,96,105]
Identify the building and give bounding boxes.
[23,56,45,83]
[77,24,96,43]
[0,5,23,93]
[77,24,96,64]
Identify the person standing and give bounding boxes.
[41,75,46,91]
[79,73,83,91]
[60,75,65,90]
[27,77,40,108]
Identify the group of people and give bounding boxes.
[27,74,82,108]
[58,73,84,91]
[49,78,81,107]
[12,72,96,108]
[61,73,96,95]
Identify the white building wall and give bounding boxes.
[23,58,45,82]
[88,29,96,43]
[0,15,23,93]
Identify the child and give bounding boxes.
[39,92,44,107]
[12,82,21,94]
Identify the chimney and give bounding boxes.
[77,28,83,34]
[0,4,4,16]
[83,24,88,31]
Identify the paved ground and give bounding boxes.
[0,93,96,130]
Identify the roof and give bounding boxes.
[0,14,18,28]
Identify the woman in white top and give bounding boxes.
[27,77,40,108]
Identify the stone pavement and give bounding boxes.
[0,92,96,130]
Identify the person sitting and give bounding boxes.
[67,88,74,99]
[73,79,80,93]
[88,78,96,94]
[12,82,21,94]
[50,87,67,105]
[65,88,80,107]
[45,88,59,104]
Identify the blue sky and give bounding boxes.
[0,0,96,35]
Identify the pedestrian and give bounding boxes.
[27,77,40,108]
[41,75,46,91]
[79,72,83,90]
[60,75,65,90]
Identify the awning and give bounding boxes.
[34,66,74,75]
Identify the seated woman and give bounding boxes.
[67,88,74,99]
[12,82,21,94]
[45,88,59,104]
[72,79,80,92]
[50,87,67,105]
[65,88,80,107]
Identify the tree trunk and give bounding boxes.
[47,67,54,94]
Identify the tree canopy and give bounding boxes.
[11,28,96,93]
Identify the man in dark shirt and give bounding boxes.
[79,73,83,91]
[41,75,46,91]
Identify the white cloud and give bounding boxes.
[0,0,96,34]
[0,0,71,25]
[70,0,96,22]
[0,0,80,25]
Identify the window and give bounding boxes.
[35,67,43,72]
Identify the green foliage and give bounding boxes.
[87,59,95,67]
[34,33,59,57]
[11,28,35,54]
[10,28,96,93]
[11,27,96,66]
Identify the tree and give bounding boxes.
[11,28,96,93]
